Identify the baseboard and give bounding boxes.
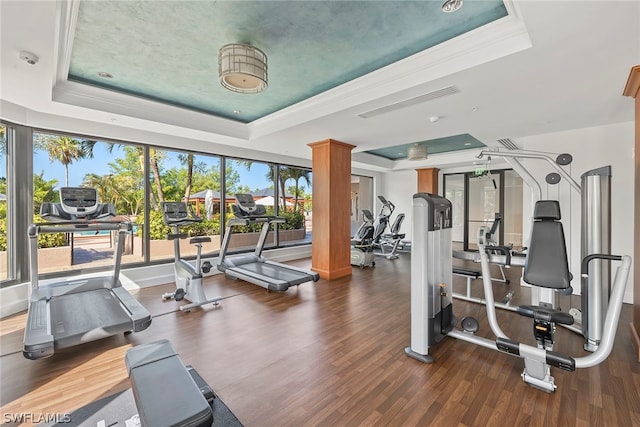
[0,282,28,318]
[312,265,352,280]
[1,245,313,318]
[631,322,640,363]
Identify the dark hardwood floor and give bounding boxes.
[1,254,639,426]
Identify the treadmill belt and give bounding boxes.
[235,262,314,286]
[50,289,132,348]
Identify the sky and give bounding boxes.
[31,141,304,193]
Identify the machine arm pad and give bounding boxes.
[517,305,574,325]
[126,340,213,427]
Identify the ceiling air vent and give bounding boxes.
[357,86,460,119]
[496,138,519,150]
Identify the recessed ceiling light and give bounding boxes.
[464,142,471,146]
[233,110,241,115]
[442,0,463,13]
[98,71,113,78]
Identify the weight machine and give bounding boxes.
[405,193,631,392]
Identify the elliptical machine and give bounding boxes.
[350,209,375,268]
[371,196,394,246]
[161,202,222,312]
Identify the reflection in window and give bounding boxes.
[444,174,464,243]
[503,170,523,249]
[350,175,373,236]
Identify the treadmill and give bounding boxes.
[217,194,319,291]
[23,187,152,360]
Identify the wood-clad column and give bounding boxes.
[623,65,640,362]
[416,168,440,194]
[308,139,355,280]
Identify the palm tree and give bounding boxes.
[82,140,165,209]
[286,168,311,212]
[82,173,114,204]
[34,135,91,186]
[178,153,195,202]
[266,166,290,210]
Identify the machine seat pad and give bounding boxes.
[126,339,213,427]
[452,267,481,279]
[516,305,574,325]
[190,236,212,244]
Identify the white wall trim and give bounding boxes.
[1,245,312,319]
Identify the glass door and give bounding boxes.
[465,172,502,251]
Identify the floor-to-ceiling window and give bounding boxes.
[0,124,7,281]
[444,169,523,251]
[224,158,276,251]
[146,147,222,261]
[444,174,464,243]
[1,121,313,286]
[278,165,312,246]
[33,132,144,274]
[467,171,501,250]
[503,170,523,249]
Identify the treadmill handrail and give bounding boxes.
[163,218,201,227]
[29,221,132,236]
[229,216,286,225]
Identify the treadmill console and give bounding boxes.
[59,187,99,217]
[40,187,116,221]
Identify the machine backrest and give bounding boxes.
[390,213,405,234]
[489,212,502,237]
[523,201,571,290]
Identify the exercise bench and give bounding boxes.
[125,340,214,427]
[452,267,514,309]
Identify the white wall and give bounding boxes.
[517,121,635,303]
[380,121,635,304]
[378,169,417,239]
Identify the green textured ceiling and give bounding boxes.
[69,0,508,123]
[365,134,486,160]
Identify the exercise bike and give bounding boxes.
[350,209,375,268]
[161,202,223,312]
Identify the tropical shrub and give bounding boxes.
[33,214,67,248]
[279,211,304,230]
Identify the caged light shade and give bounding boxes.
[218,43,268,94]
[407,144,428,161]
